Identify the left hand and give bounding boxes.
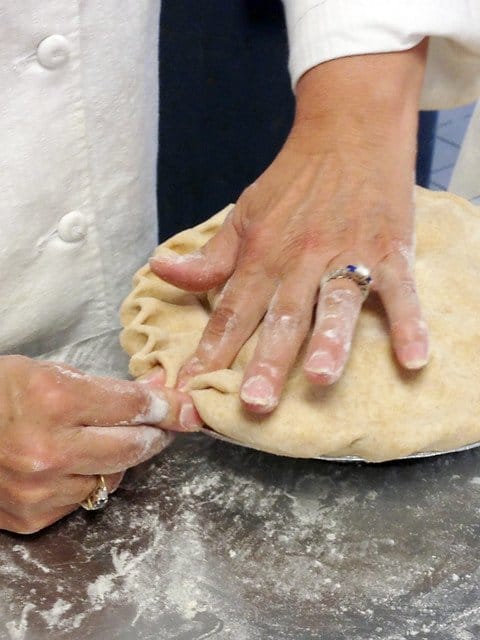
[150,45,430,414]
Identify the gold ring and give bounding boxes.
[80,475,109,511]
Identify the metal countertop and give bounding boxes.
[1,435,479,640]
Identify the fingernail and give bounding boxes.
[135,390,170,424]
[399,341,429,369]
[179,401,203,431]
[305,350,336,376]
[240,375,277,411]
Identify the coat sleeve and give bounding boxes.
[282,0,480,109]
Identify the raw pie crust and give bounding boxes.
[120,188,480,462]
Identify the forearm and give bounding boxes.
[293,41,428,146]
[287,41,428,197]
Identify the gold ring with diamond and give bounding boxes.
[80,475,109,511]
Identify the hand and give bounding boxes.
[0,356,202,534]
[150,42,430,414]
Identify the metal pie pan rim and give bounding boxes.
[200,427,480,463]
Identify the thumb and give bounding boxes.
[138,368,204,432]
[149,211,241,291]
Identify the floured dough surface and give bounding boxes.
[120,188,480,462]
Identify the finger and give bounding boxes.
[138,370,203,431]
[149,211,241,292]
[375,253,429,369]
[304,277,363,385]
[176,271,274,390]
[0,509,30,534]
[47,365,201,432]
[239,270,319,414]
[0,503,80,535]
[69,425,175,475]
[57,472,124,508]
[42,363,173,428]
[2,473,124,518]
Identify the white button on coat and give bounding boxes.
[36,34,71,69]
[57,211,88,243]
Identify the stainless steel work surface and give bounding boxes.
[1,435,479,640]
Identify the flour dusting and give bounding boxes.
[13,546,50,575]
[1,438,480,639]
[5,604,35,640]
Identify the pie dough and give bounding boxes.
[120,188,480,462]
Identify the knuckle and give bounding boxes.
[5,482,54,510]
[266,305,305,331]
[286,229,325,255]
[380,241,414,270]
[371,232,391,255]
[20,454,58,475]
[323,285,358,306]
[391,316,428,340]
[377,247,415,290]
[207,305,239,338]
[239,182,256,203]
[13,516,51,535]
[109,453,138,472]
[5,439,62,475]
[242,225,267,257]
[398,278,417,298]
[115,439,146,467]
[238,181,260,208]
[316,321,350,347]
[26,367,73,422]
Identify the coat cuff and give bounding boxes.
[282,0,476,108]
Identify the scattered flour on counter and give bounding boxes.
[76,478,258,639]
[83,510,200,622]
[6,603,35,640]
[2,439,480,640]
[13,546,51,574]
[163,514,208,621]
[86,512,167,619]
[86,575,115,604]
[39,600,72,629]
[84,508,215,627]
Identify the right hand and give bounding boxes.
[151,43,430,413]
[0,355,202,534]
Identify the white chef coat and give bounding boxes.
[1,1,479,377]
[0,1,160,376]
[283,0,480,110]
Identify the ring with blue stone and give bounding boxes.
[321,264,372,301]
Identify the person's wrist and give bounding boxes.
[292,40,428,149]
